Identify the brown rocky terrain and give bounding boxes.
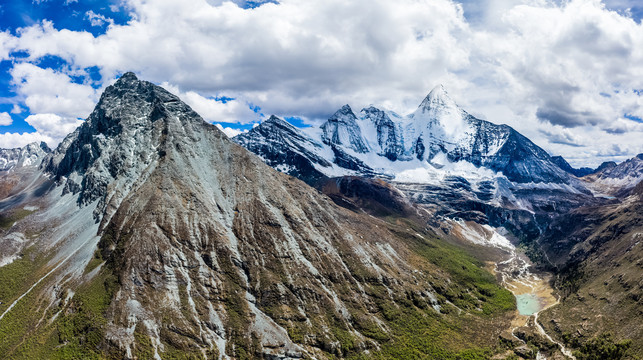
[537,181,643,358]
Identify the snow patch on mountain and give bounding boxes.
[0,142,51,172]
[583,154,643,195]
[236,85,575,187]
[393,154,501,184]
[450,219,514,250]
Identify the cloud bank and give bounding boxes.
[0,0,641,167]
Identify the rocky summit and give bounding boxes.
[0,73,519,359]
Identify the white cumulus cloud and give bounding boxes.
[0,0,641,165]
[0,132,54,149]
[215,123,246,138]
[25,113,83,140]
[10,63,99,119]
[85,10,115,27]
[160,82,261,124]
[0,112,12,126]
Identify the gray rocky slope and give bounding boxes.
[0,73,515,359]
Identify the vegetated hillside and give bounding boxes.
[537,181,643,358]
[0,73,516,359]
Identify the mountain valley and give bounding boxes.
[0,74,640,360]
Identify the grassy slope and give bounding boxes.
[0,216,516,359]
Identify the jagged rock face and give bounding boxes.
[361,107,404,161]
[0,142,51,171]
[595,154,643,181]
[234,116,331,185]
[593,160,617,174]
[235,115,378,186]
[320,105,369,153]
[235,85,573,186]
[582,154,643,196]
[42,72,202,222]
[470,126,570,184]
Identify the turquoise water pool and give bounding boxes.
[515,293,542,315]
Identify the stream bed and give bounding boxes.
[449,220,575,359]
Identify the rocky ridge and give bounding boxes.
[582,154,643,196]
[235,85,574,186]
[0,142,51,172]
[551,156,594,178]
[0,73,516,359]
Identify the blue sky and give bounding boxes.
[0,0,130,134]
[0,0,642,167]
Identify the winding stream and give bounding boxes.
[495,248,576,359]
[449,220,575,358]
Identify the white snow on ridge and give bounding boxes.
[290,86,518,186]
[393,154,501,184]
[451,219,514,250]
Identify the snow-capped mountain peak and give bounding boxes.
[320,104,369,153]
[236,87,577,186]
[418,84,456,111]
[264,114,293,127]
[411,84,469,139]
[0,141,51,171]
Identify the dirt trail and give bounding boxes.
[0,241,86,322]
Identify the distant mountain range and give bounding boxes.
[0,142,50,172]
[1,75,641,359]
[236,85,575,186]
[582,154,643,196]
